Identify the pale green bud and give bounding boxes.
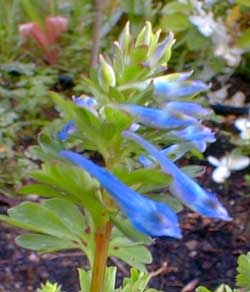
[113,41,124,78]
[145,32,175,68]
[118,22,131,54]
[98,54,116,90]
[147,29,161,56]
[163,35,176,65]
[135,21,153,47]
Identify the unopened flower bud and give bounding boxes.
[97,54,116,90]
[118,22,131,54]
[135,21,153,47]
[145,32,175,68]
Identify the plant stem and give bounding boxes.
[90,221,112,292]
[90,0,105,69]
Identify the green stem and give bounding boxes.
[90,221,112,292]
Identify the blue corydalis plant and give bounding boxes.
[123,131,231,221]
[115,103,198,129]
[60,150,181,238]
[0,21,231,292]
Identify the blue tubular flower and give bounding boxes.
[116,104,198,129]
[57,120,76,141]
[72,95,98,116]
[153,77,209,100]
[60,150,181,238]
[123,131,232,221]
[164,101,210,117]
[170,125,216,152]
[139,144,185,168]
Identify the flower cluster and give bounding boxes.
[58,22,231,238]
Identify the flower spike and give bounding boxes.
[116,104,198,129]
[170,124,216,152]
[60,150,181,238]
[164,101,210,117]
[123,131,232,221]
[153,78,209,100]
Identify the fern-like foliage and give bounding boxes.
[236,252,250,290]
[37,281,61,292]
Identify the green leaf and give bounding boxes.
[161,1,192,15]
[50,92,107,156]
[43,199,87,239]
[236,0,250,6]
[37,132,64,161]
[7,202,76,240]
[30,162,104,223]
[37,281,62,292]
[20,0,42,25]
[237,30,250,49]
[215,284,233,292]
[78,268,91,292]
[1,199,96,265]
[104,107,132,133]
[111,215,152,245]
[236,252,250,289]
[79,266,117,292]
[16,233,76,252]
[114,166,171,193]
[118,268,151,291]
[186,28,211,51]
[182,165,205,178]
[104,266,117,292]
[196,287,212,292]
[147,194,183,213]
[109,236,152,271]
[19,184,61,197]
[160,14,190,32]
[42,199,95,263]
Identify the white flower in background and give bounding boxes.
[204,0,218,6]
[208,154,250,183]
[187,0,242,67]
[189,13,217,37]
[207,85,230,104]
[208,86,246,106]
[214,45,243,67]
[234,118,250,140]
[229,91,246,107]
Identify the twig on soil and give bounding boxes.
[110,256,129,276]
[150,262,169,278]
